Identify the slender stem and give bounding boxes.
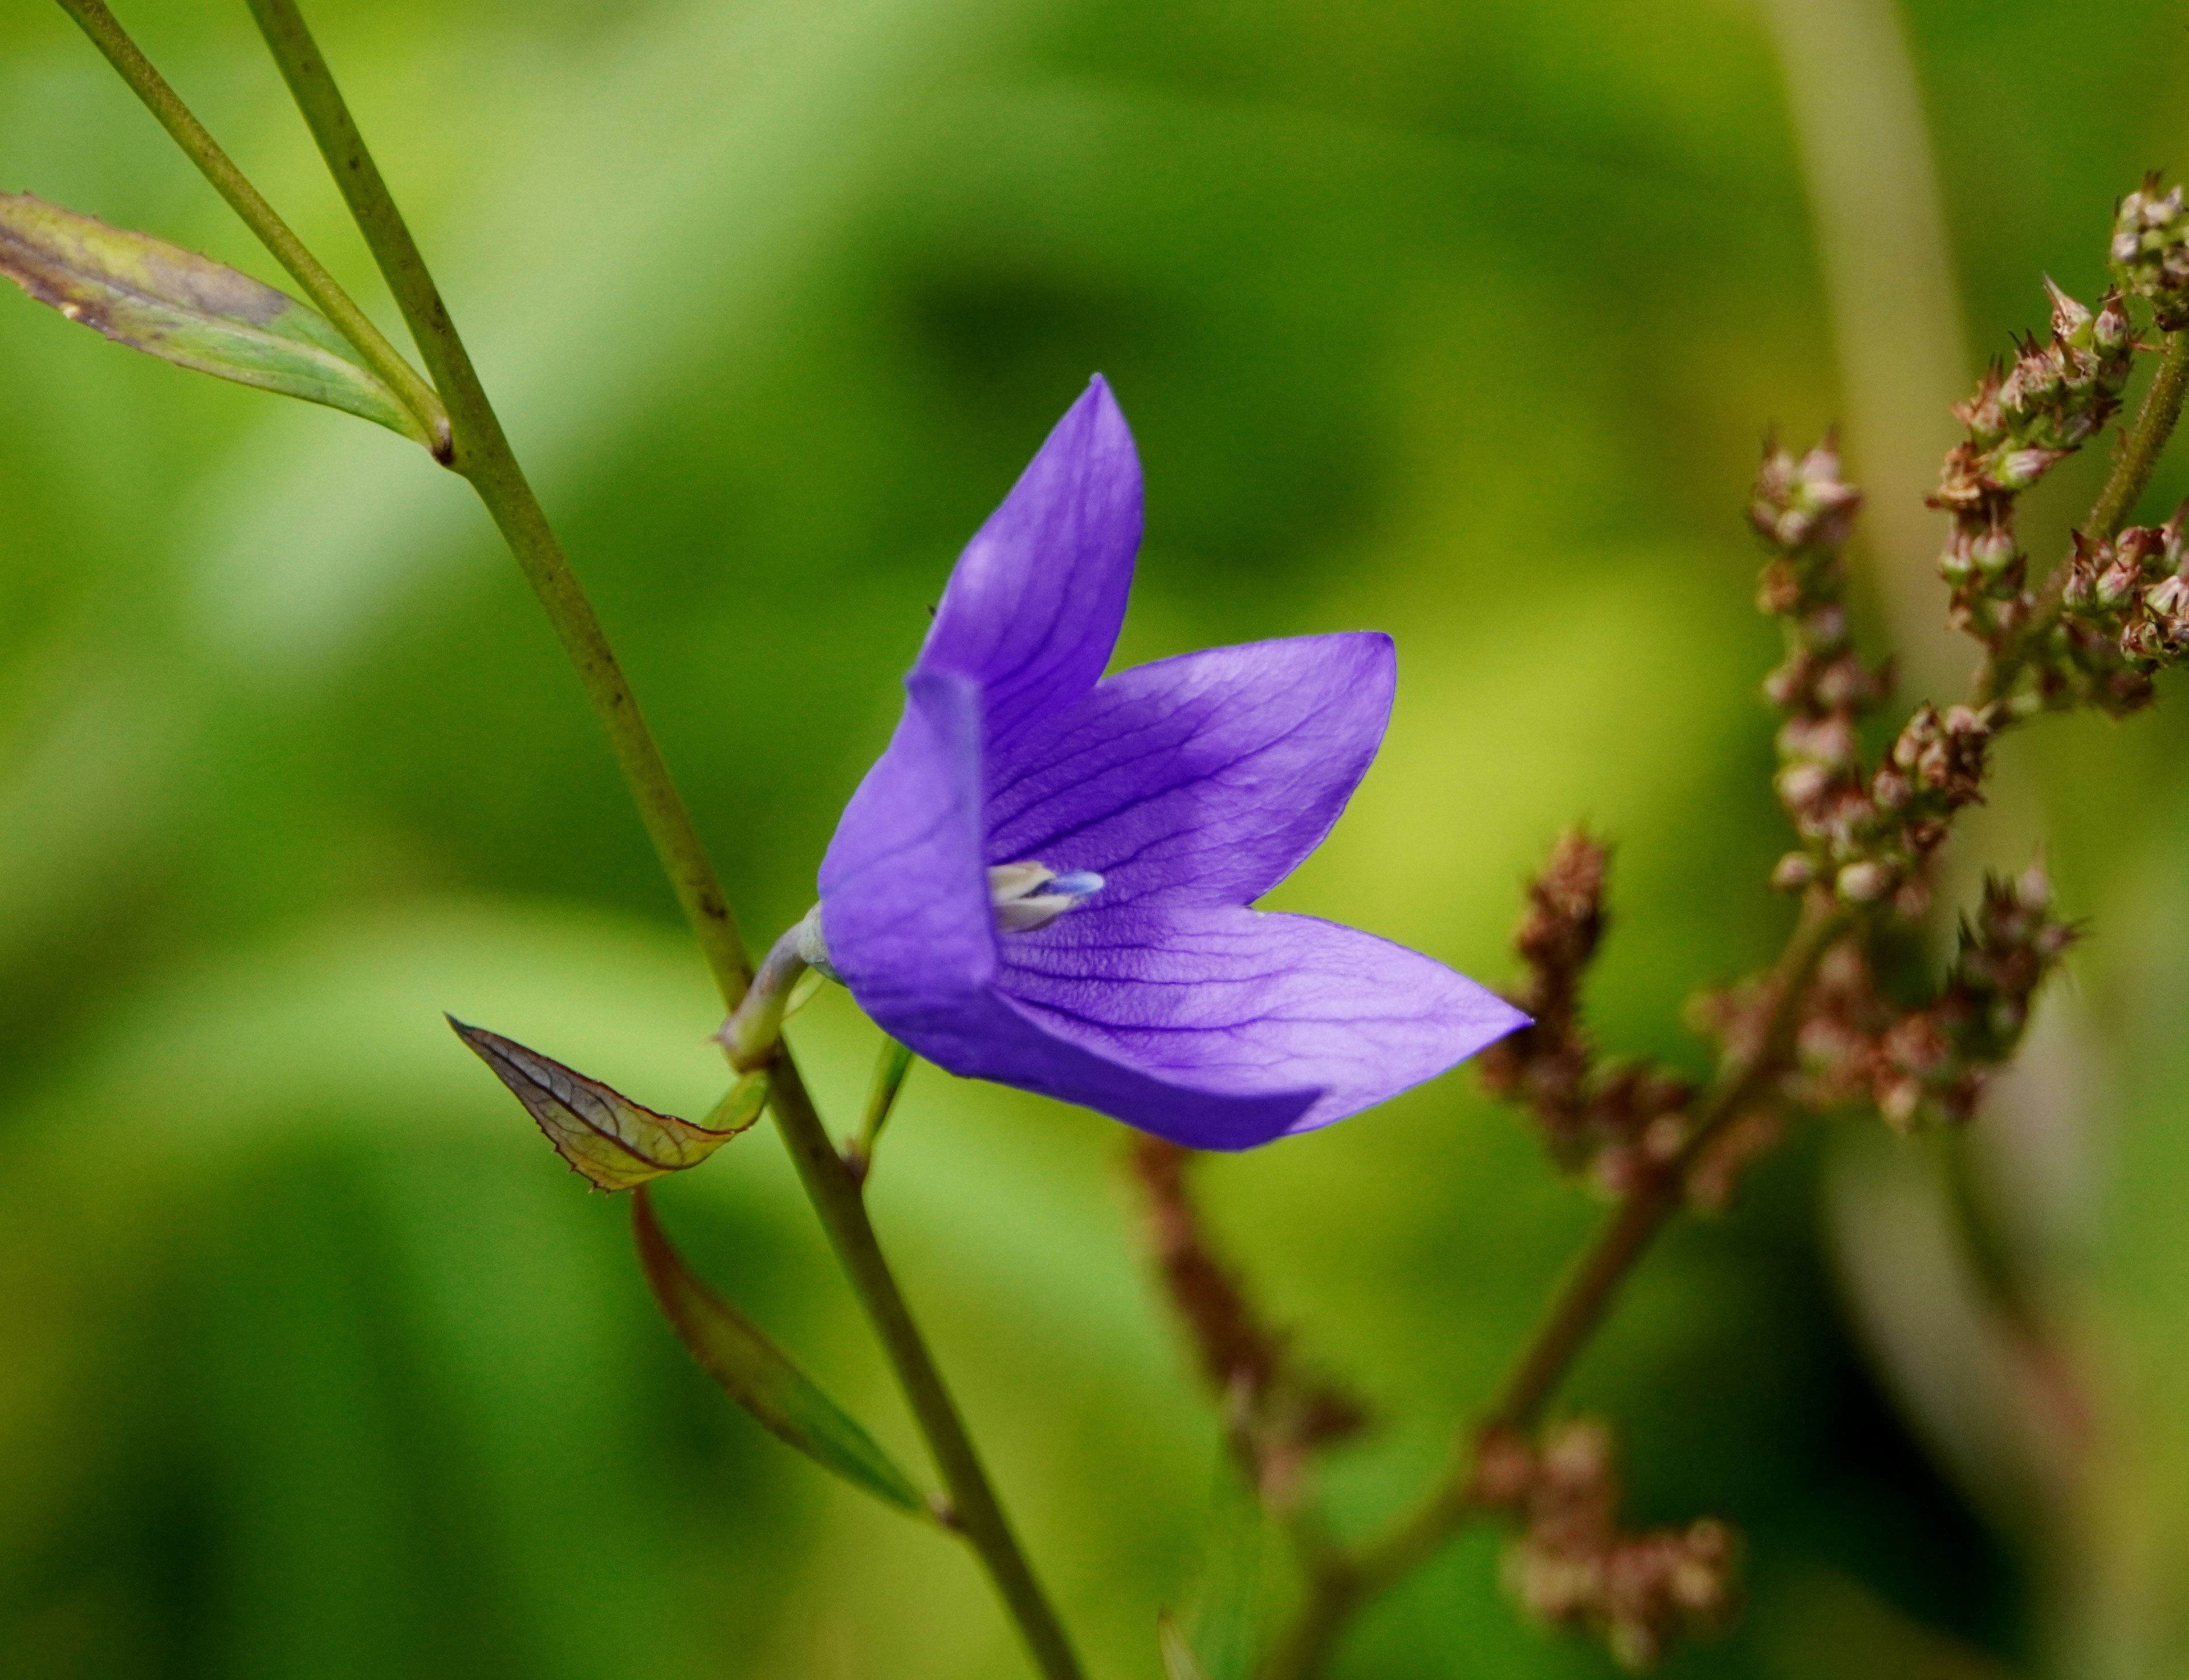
[767,1056,1087,1679]
[238,6,1085,1674]
[1980,327,2189,701]
[50,0,449,453]
[846,1038,917,1183]
[241,0,748,1000]
[2086,328,2189,540]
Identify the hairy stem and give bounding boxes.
[1254,893,1849,1680]
[233,5,1085,1674]
[1982,327,2189,701]
[2086,328,2189,540]
[51,0,448,453]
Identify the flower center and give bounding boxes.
[988,861,1105,933]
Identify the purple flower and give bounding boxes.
[816,379,1525,1149]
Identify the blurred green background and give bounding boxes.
[5,0,2189,1675]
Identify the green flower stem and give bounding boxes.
[237,5,1086,1675]
[2086,327,2189,540]
[50,0,449,454]
[765,1055,1088,1680]
[1254,893,1852,1680]
[1981,326,2189,702]
[846,1038,917,1183]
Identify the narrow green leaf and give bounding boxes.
[1182,1459,1268,1680]
[1160,1613,1214,1680]
[0,192,429,444]
[631,1189,929,1516]
[449,1018,754,1191]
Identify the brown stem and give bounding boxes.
[1252,893,1848,1680]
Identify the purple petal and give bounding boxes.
[916,377,1141,752]
[819,670,995,1024]
[983,633,1395,910]
[886,985,1318,1151]
[990,902,1528,1145]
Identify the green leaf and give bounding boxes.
[1180,1458,1268,1680]
[449,1018,755,1191]
[1160,1613,1215,1680]
[631,1189,929,1516]
[0,192,429,445]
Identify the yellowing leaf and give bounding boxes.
[632,1189,929,1516]
[0,192,430,444]
[449,1018,755,1191]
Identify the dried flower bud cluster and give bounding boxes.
[1473,1421,1734,1671]
[2049,509,2189,713]
[1931,279,2133,646]
[1787,865,2070,1129]
[1749,444,1989,919]
[1129,1137,1367,1508]
[2111,174,2189,329]
[1476,833,1698,1195]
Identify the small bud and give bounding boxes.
[2015,860,2053,913]
[1891,878,1932,922]
[2098,554,2143,609]
[1955,373,2007,444]
[1776,762,1834,811]
[1992,446,2069,491]
[2045,276,2094,342]
[1971,522,2019,578]
[1801,603,1850,650]
[1891,704,1941,770]
[1938,524,1977,584]
[2146,573,2189,617]
[1836,861,1895,904]
[1762,654,1810,709]
[1777,712,1856,768]
[2094,290,2131,352]
[1770,852,1816,892]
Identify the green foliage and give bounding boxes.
[451,1018,759,1190]
[0,190,430,444]
[4,1,2188,1678]
[630,1187,929,1516]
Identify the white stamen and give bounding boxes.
[987,860,1104,933]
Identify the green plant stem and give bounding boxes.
[1980,326,2189,702]
[239,0,747,1000]
[50,0,448,453]
[238,5,1085,1675]
[765,1056,1087,1679]
[846,1038,917,1183]
[2087,328,2189,539]
[1254,893,1850,1680]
